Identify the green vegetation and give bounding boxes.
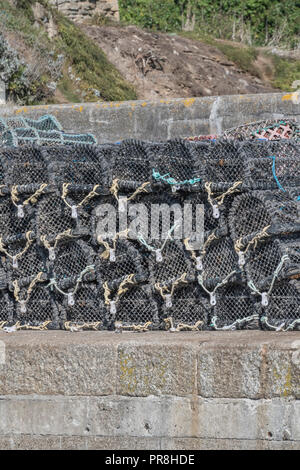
[0,0,137,104]
[119,0,300,48]
[270,55,300,91]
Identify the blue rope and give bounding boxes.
[267,155,286,192]
[152,169,201,186]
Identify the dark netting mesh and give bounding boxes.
[0,198,35,239]
[147,140,201,193]
[200,234,239,288]
[212,284,260,330]
[244,239,283,288]
[54,281,103,327]
[112,140,151,189]
[1,146,49,185]
[149,239,192,285]
[52,239,95,282]
[0,134,298,330]
[0,290,14,323]
[261,280,300,331]
[110,283,159,329]
[161,282,208,330]
[36,193,75,241]
[96,238,145,284]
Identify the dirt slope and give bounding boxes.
[82,24,277,100]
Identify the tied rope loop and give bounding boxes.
[164,316,203,332]
[210,314,259,331]
[13,272,44,312]
[155,273,188,307]
[114,321,152,332]
[97,229,129,260]
[104,274,136,313]
[61,183,100,216]
[64,321,102,332]
[247,254,289,305]
[0,231,34,266]
[110,178,150,203]
[46,265,95,303]
[41,229,80,260]
[234,225,271,267]
[198,270,236,305]
[184,230,218,270]
[205,181,242,218]
[11,184,48,213]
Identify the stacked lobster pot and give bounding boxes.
[0,113,299,331]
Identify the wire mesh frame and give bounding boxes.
[228,190,300,246]
[53,280,104,327]
[50,238,96,282]
[160,281,210,330]
[0,289,14,323]
[0,232,47,281]
[223,119,300,140]
[95,238,147,285]
[146,139,202,193]
[1,145,51,186]
[261,279,300,330]
[213,284,261,330]
[244,156,300,191]
[106,283,160,330]
[188,139,245,191]
[8,274,59,328]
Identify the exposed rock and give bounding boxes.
[49,0,119,23]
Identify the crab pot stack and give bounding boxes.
[0,114,299,331]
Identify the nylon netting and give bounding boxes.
[0,113,299,331]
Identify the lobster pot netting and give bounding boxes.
[190,140,245,189]
[0,198,35,239]
[261,280,300,331]
[1,146,49,186]
[147,140,200,193]
[96,239,145,284]
[54,281,103,327]
[111,140,151,189]
[199,234,239,289]
[109,284,159,329]
[0,290,14,323]
[223,119,300,141]
[0,115,62,132]
[213,285,260,330]
[36,193,75,242]
[149,239,193,285]
[245,156,300,191]
[51,239,95,282]
[1,235,46,280]
[12,279,59,328]
[244,239,284,289]
[161,282,209,330]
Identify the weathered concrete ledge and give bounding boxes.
[1,93,300,142]
[0,331,299,449]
